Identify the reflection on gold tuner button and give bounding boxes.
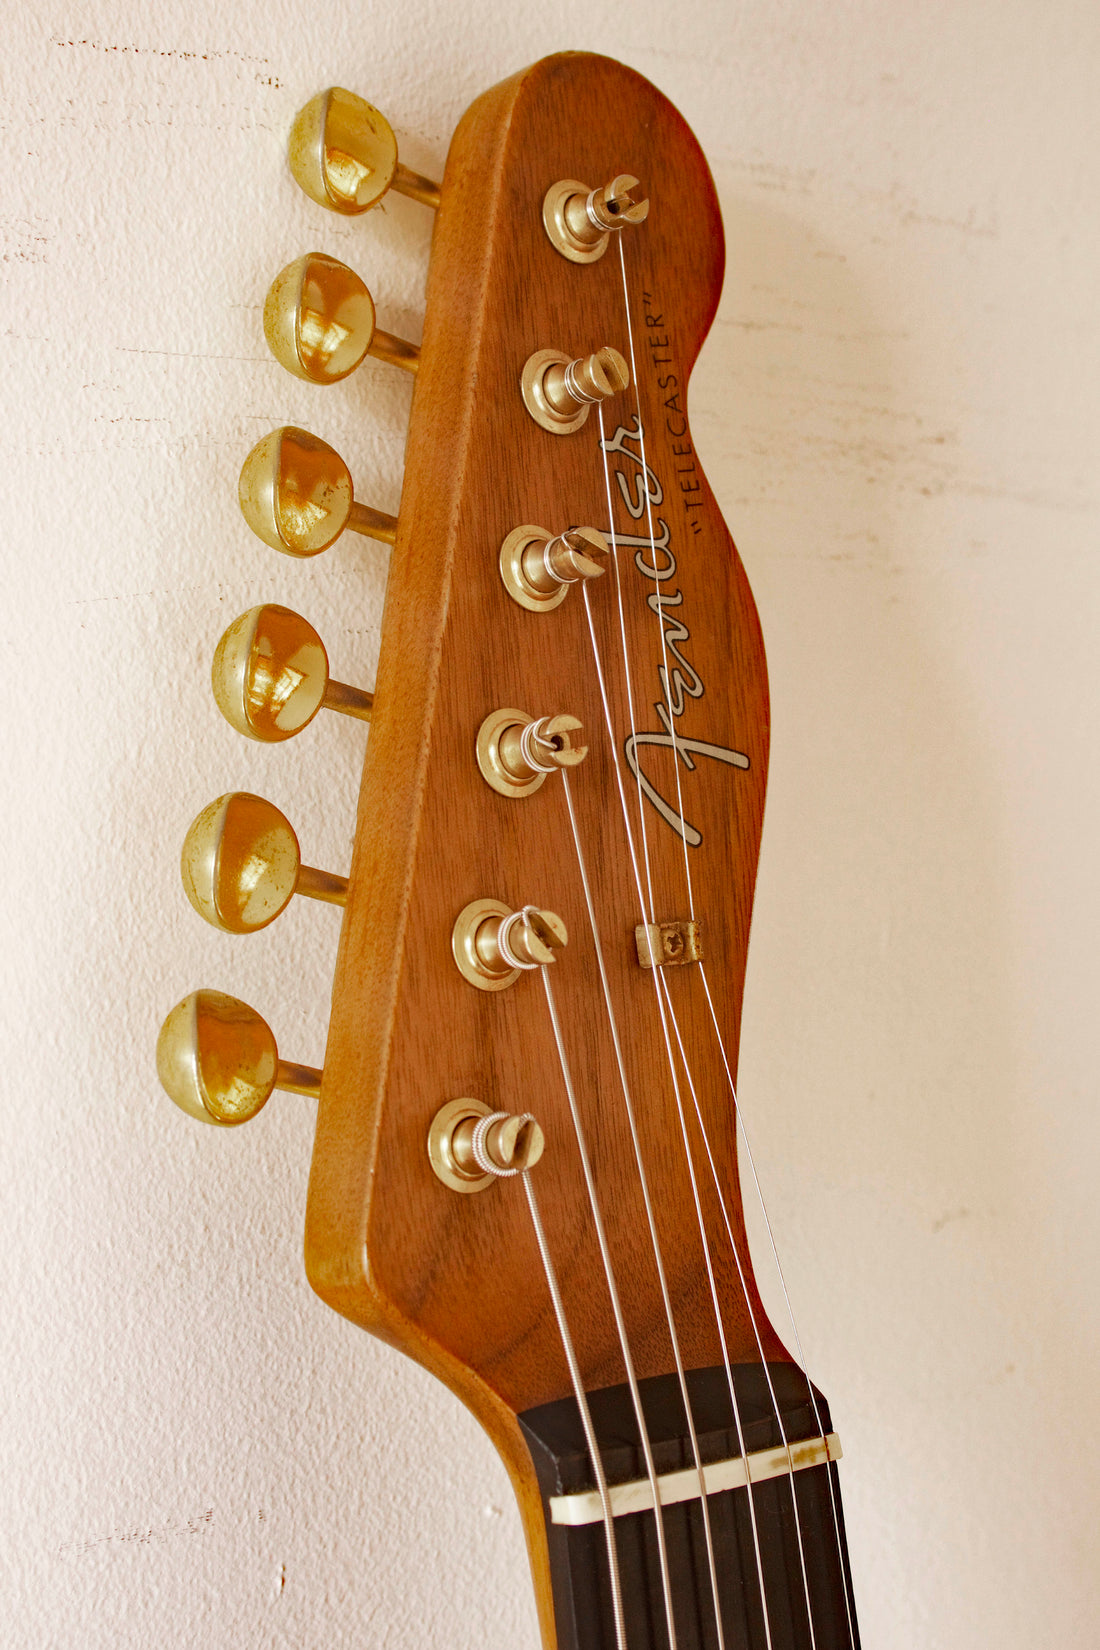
[542,173,649,263]
[521,345,629,434]
[289,87,441,215]
[156,990,321,1127]
[238,427,397,558]
[180,792,348,936]
[211,605,373,744]
[263,253,420,385]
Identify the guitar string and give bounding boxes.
[582,570,776,1650]
[518,1165,629,1650]
[601,237,822,1640]
[534,949,681,1648]
[560,768,728,1650]
[695,963,859,1648]
[612,232,844,1644]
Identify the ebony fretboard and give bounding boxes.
[519,1363,860,1650]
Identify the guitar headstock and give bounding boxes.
[157,53,848,1650]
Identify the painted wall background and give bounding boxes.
[3,1,1097,1645]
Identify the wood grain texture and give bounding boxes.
[303,53,786,1647]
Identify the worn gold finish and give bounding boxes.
[477,708,588,798]
[181,792,348,935]
[542,174,650,263]
[428,1099,547,1194]
[156,989,321,1127]
[289,88,441,216]
[635,919,704,969]
[212,605,373,744]
[263,253,420,385]
[239,427,397,558]
[452,899,568,992]
[499,524,610,611]
[521,345,629,434]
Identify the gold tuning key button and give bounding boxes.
[181,793,347,935]
[477,709,588,797]
[500,524,610,611]
[521,345,629,434]
[289,87,441,215]
[452,899,568,992]
[543,174,650,263]
[264,253,420,384]
[212,605,372,744]
[156,989,321,1126]
[239,427,396,557]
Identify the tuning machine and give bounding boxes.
[212,605,372,744]
[543,174,649,263]
[239,427,396,558]
[521,346,630,433]
[500,524,610,611]
[289,87,440,215]
[264,253,419,384]
[180,792,347,935]
[157,990,321,1126]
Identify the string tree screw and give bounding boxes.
[452,900,568,992]
[543,174,649,263]
[499,524,610,611]
[477,708,588,798]
[521,346,629,434]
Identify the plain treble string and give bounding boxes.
[560,768,728,1650]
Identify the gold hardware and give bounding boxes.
[239,427,397,558]
[521,346,629,434]
[212,605,373,744]
[289,87,441,215]
[452,899,568,992]
[427,1099,546,1194]
[542,174,650,263]
[181,792,348,935]
[635,919,704,969]
[499,524,610,611]
[263,253,420,385]
[476,708,588,798]
[156,989,321,1127]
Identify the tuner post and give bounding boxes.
[521,346,629,434]
[477,708,588,798]
[427,1099,546,1194]
[452,900,568,992]
[289,87,441,216]
[543,174,649,263]
[156,989,321,1126]
[499,524,610,611]
[264,253,420,385]
[239,427,397,558]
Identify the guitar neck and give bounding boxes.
[521,1364,859,1650]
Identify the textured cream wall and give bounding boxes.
[3,2,1098,1646]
